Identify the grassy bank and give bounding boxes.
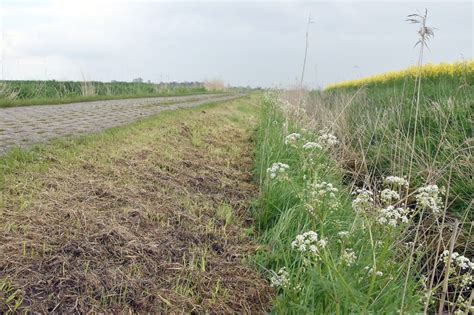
[306,61,473,220]
[324,61,474,90]
[264,60,473,313]
[0,96,273,313]
[253,92,423,313]
[0,80,212,108]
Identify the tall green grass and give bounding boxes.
[308,74,473,220]
[253,94,422,313]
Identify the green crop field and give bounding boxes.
[0,80,209,108]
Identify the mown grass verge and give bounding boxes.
[252,93,423,313]
[0,95,273,313]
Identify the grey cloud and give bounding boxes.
[1,0,472,87]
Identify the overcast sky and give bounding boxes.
[0,0,472,88]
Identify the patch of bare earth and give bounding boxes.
[0,99,274,313]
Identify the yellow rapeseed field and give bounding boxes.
[325,60,474,90]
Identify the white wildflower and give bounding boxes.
[341,249,357,266]
[365,266,384,276]
[307,180,339,210]
[352,188,374,213]
[292,231,327,261]
[441,250,474,275]
[415,184,445,214]
[384,176,409,188]
[270,267,290,288]
[285,133,301,146]
[318,239,327,248]
[267,162,290,181]
[305,204,315,216]
[302,141,322,150]
[460,273,473,289]
[311,181,338,197]
[380,188,400,203]
[337,231,350,238]
[317,132,339,147]
[456,256,471,270]
[377,206,411,227]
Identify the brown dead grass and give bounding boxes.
[0,97,273,313]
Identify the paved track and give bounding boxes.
[0,93,243,154]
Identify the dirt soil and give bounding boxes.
[0,96,274,313]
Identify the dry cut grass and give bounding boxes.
[0,96,273,313]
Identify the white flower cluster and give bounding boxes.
[341,248,357,266]
[337,231,350,238]
[364,265,383,276]
[302,141,322,150]
[270,267,290,288]
[267,162,290,181]
[317,132,339,148]
[441,251,474,271]
[461,274,473,290]
[304,204,316,216]
[284,133,301,146]
[351,189,374,213]
[415,184,445,214]
[305,180,339,213]
[441,250,474,290]
[454,295,474,315]
[380,188,400,203]
[310,181,338,199]
[384,176,409,188]
[352,178,412,227]
[291,231,327,261]
[377,205,410,226]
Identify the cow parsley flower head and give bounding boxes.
[380,188,400,203]
[441,250,474,271]
[284,133,301,146]
[352,188,374,213]
[267,162,290,181]
[365,266,383,276]
[317,132,339,148]
[453,295,474,315]
[341,248,357,266]
[416,184,445,214]
[338,231,350,238]
[384,176,409,188]
[310,181,338,198]
[270,267,290,288]
[291,231,327,261]
[307,180,339,210]
[377,206,411,227]
[305,203,315,216]
[461,273,473,289]
[302,141,322,150]
[440,250,474,292]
